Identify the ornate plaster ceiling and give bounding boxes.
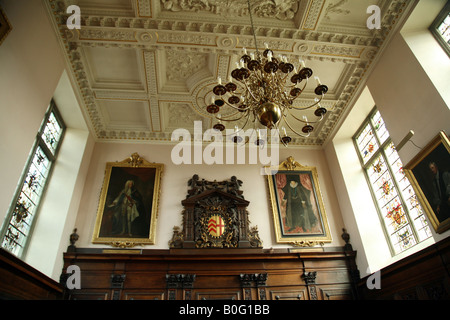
[44,0,415,146]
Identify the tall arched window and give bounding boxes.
[353,108,432,255]
[0,101,65,257]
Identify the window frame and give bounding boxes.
[352,107,431,256]
[0,100,66,258]
[430,1,450,58]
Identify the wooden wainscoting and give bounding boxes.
[0,249,63,299]
[60,248,359,300]
[358,237,450,300]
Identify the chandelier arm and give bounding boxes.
[215,110,247,122]
[239,110,252,131]
[300,76,310,91]
[285,108,324,124]
[230,82,247,93]
[286,78,309,103]
[220,98,241,110]
[280,73,292,83]
[221,111,252,139]
[290,94,325,111]
[271,121,289,147]
[222,100,252,112]
[281,113,312,138]
[284,82,299,89]
[217,115,247,122]
[240,79,261,103]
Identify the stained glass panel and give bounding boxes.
[356,123,379,163]
[438,12,450,44]
[392,225,416,253]
[1,107,64,257]
[383,142,431,243]
[371,110,389,144]
[1,148,51,255]
[355,109,432,256]
[41,112,63,154]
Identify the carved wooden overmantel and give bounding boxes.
[170,175,262,249]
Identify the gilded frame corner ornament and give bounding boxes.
[0,6,12,46]
[92,153,164,247]
[404,131,450,234]
[266,156,332,246]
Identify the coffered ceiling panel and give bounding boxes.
[98,100,151,130]
[45,0,416,146]
[83,46,145,90]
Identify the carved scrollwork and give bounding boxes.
[289,240,324,247]
[280,156,304,170]
[170,175,261,249]
[109,241,145,248]
[168,226,184,248]
[195,195,239,248]
[127,152,144,167]
[160,0,299,21]
[249,226,263,248]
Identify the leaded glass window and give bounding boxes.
[354,108,431,255]
[430,1,450,57]
[1,101,65,257]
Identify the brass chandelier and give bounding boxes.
[205,0,328,146]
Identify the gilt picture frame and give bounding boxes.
[404,131,450,234]
[266,156,332,246]
[0,6,12,46]
[92,153,163,247]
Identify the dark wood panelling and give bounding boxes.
[358,237,450,300]
[60,248,359,300]
[0,248,63,300]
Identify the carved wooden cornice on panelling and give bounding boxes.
[45,0,414,146]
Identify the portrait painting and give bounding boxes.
[404,131,450,233]
[92,153,163,247]
[266,157,331,246]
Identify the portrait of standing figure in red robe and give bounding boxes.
[267,159,331,245]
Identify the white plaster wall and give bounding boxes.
[325,87,394,277]
[0,0,64,223]
[73,142,346,250]
[401,0,449,108]
[367,32,450,166]
[25,128,94,279]
[0,1,94,280]
[326,25,450,275]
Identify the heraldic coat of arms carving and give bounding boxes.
[169,175,262,249]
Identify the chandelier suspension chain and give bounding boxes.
[247,0,260,60]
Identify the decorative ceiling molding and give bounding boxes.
[45,0,415,146]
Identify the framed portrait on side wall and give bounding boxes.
[404,131,450,234]
[266,156,332,247]
[92,153,163,247]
